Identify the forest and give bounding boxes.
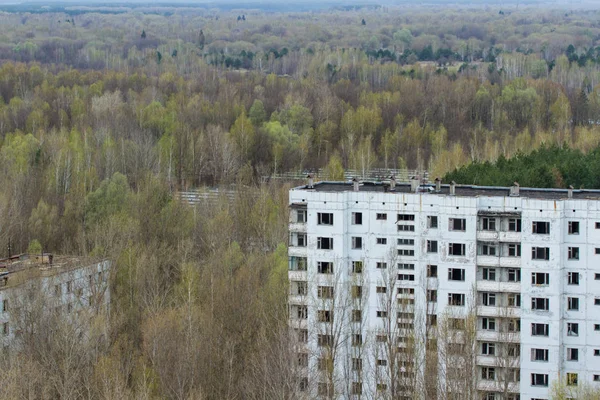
[1,2,600,398]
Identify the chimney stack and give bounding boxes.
[510,182,520,197]
[450,181,456,196]
[353,177,360,192]
[307,174,314,189]
[390,175,396,191]
[410,176,419,193]
[435,177,441,192]
[568,185,574,199]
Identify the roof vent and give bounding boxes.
[389,175,396,191]
[450,181,456,196]
[352,177,360,192]
[435,177,441,193]
[568,185,573,199]
[306,174,314,189]
[510,182,520,197]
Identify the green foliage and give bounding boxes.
[445,145,600,189]
[27,239,42,254]
[85,173,130,226]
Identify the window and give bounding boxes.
[318,334,333,347]
[398,224,415,232]
[507,244,521,257]
[352,212,362,225]
[66,280,73,293]
[508,268,521,282]
[595,298,600,305]
[449,243,466,256]
[352,358,362,371]
[568,297,580,311]
[508,319,521,332]
[2,322,8,335]
[377,359,387,366]
[376,237,387,245]
[532,247,550,260]
[317,212,333,225]
[480,243,497,256]
[449,318,466,330]
[568,247,579,260]
[398,274,415,281]
[484,393,497,400]
[596,324,600,331]
[290,256,307,271]
[531,373,549,387]
[297,329,308,343]
[427,240,438,253]
[294,281,307,295]
[596,273,600,280]
[376,383,387,391]
[448,268,465,281]
[481,367,496,380]
[597,222,600,229]
[298,377,308,392]
[448,293,465,306]
[596,248,600,254]
[567,323,579,336]
[296,233,306,247]
[482,268,496,281]
[595,349,600,356]
[531,272,549,285]
[352,237,362,249]
[568,221,580,234]
[398,249,415,256]
[398,288,415,295]
[317,286,334,299]
[375,334,387,343]
[352,310,361,322]
[297,353,308,367]
[351,382,362,395]
[481,342,496,356]
[352,261,363,273]
[482,292,496,306]
[352,334,363,346]
[427,290,437,302]
[449,218,466,231]
[398,238,414,245]
[1,299,7,312]
[376,262,387,269]
[566,373,578,386]
[54,284,61,296]
[427,215,438,228]
[594,375,600,382]
[532,348,549,362]
[568,272,579,285]
[567,348,579,361]
[482,317,496,331]
[508,218,522,232]
[532,221,550,234]
[318,383,334,396]
[376,286,387,294]
[317,237,333,250]
[397,214,415,221]
[532,297,549,311]
[376,213,387,220]
[427,265,438,277]
[481,217,496,231]
[376,310,388,318]
[532,323,549,336]
[352,286,362,298]
[296,209,307,223]
[508,293,521,307]
[296,306,308,320]
[317,261,333,274]
[398,263,415,270]
[317,358,330,371]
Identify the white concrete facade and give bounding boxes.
[0,257,111,348]
[288,181,600,400]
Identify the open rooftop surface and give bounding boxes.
[293,181,600,201]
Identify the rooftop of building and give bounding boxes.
[0,253,101,290]
[292,179,600,201]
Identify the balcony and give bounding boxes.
[477,381,520,393]
[289,222,307,233]
[288,294,307,305]
[477,281,521,293]
[477,330,521,343]
[477,256,520,268]
[289,270,307,281]
[476,355,498,367]
[477,306,521,318]
[288,246,307,257]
